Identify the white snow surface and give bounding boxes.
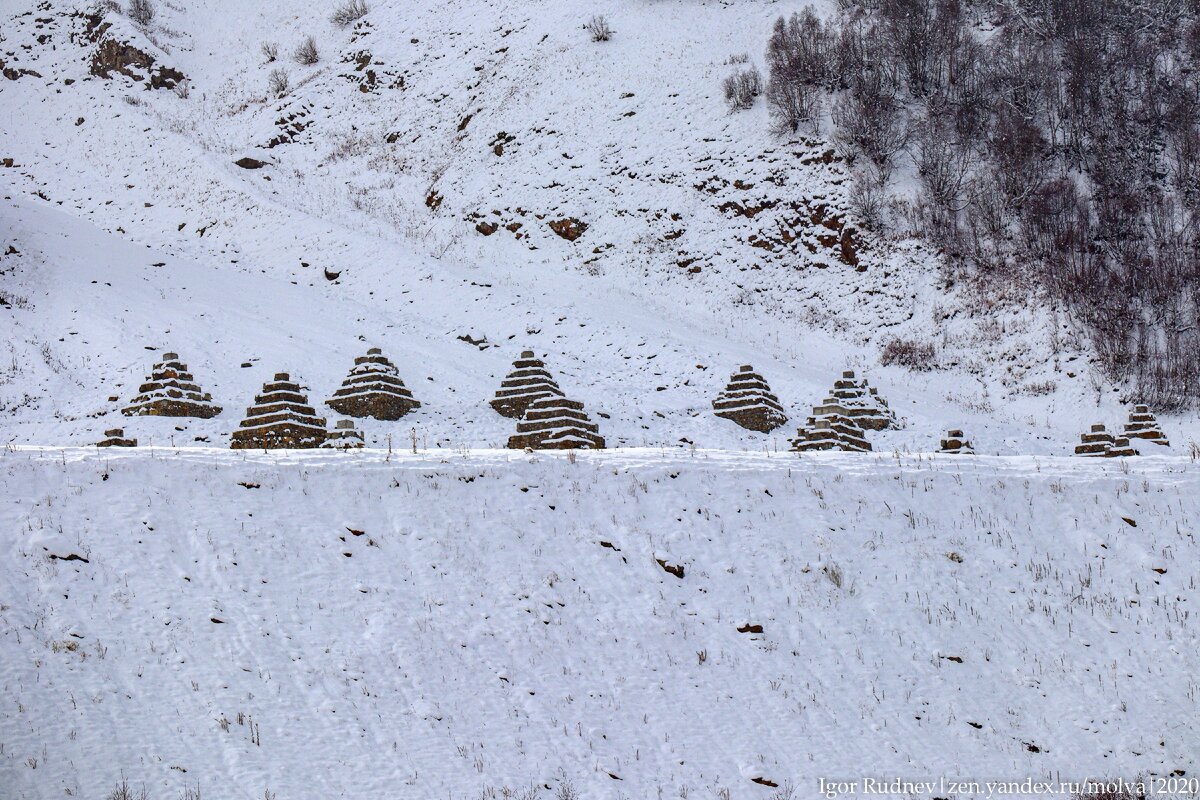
[2,447,1198,799]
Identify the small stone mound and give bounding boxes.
[789,413,871,452]
[712,365,788,433]
[327,347,420,420]
[231,373,327,449]
[1107,435,1138,458]
[491,351,565,419]
[812,370,896,431]
[123,352,221,418]
[940,429,974,454]
[1074,423,1125,457]
[1124,404,1169,447]
[507,396,605,450]
[97,427,136,447]
[322,419,365,449]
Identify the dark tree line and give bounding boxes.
[766,0,1200,407]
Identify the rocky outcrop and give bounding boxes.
[508,396,605,450]
[322,419,365,449]
[939,429,974,454]
[548,217,588,241]
[123,352,221,418]
[1123,405,1169,447]
[491,351,565,419]
[230,373,327,449]
[712,365,788,433]
[97,427,136,447]
[326,348,420,420]
[89,36,185,90]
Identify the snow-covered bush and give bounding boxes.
[880,338,936,371]
[294,36,320,66]
[268,68,290,97]
[722,66,761,111]
[331,0,368,27]
[585,15,612,42]
[127,0,154,25]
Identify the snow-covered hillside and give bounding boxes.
[0,0,1163,453]
[3,447,1198,799]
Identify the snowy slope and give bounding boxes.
[3,447,1198,799]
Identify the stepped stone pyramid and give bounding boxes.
[97,427,136,447]
[491,351,565,419]
[812,370,896,431]
[322,419,365,449]
[712,365,788,433]
[1123,405,1169,446]
[789,412,871,452]
[231,373,327,449]
[326,348,420,420]
[123,352,221,418]
[939,429,974,454]
[508,395,606,450]
[1074,424,1137,457]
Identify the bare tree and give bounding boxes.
[127,0,154,25]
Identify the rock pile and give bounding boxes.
[1123,405,1170,447]
[231,373,327,449]
[789,413,871,452]
[812,370,896,431]
[712,365,788,433]
[491,351,565,419]
[1074,424,1137,457]
[507,396,605,450]
[939,429,974,454]
[322,419,365,449]
[123,352,221,418]
[326,348,420,420]
[97,428,136,447]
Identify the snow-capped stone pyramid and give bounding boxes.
[322,419,365,449]
[940,429,974,454]
[490,351,565,419]
[789,412,871,452]
[230,373,327,449]
[1123,405,1170,447]
[507,396,605,450]
[812,370,896,431]
[712,365,788,433]
[1074,423,1124,457]
[122,352,221,418]
[96,427,136,447]
[1108,435,1138,457]
[326,347,420,420]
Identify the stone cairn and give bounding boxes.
[230,373,327,449]
[490,351,565,419]
[939,429,974,454]
[508,395,606,450]
[97,427,136,447]
[1074,423,1136,457]
[322,419,365,449]
[712,365,788,433]
[790,413,871,452]
[788,370,895,453]
[123,352,221,418]
[326,347,420,420]
[1123,405,1170,447]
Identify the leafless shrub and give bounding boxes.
[585,15,612,42]
[107,779,149,800]
[261,41,279,63]
[172,78,190,99]
[127,0,154,25]
[848,168,887,231]
[766,76,821,134]
[880,338,936,371]
[723,66,761,111]
[178,783,202,800]
[555,782,579,800]
[330,0,368,27]
[268,68,289,97]
[725,52,750,64]
[294,36,320,65]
